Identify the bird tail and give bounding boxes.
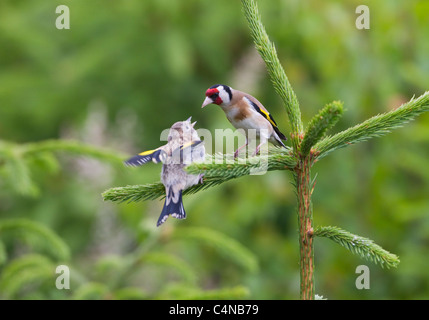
[274,126,287,141]
[272,133,288,149]
[157,187,186,227]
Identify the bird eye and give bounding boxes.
[210,93,219,100]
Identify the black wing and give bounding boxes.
[247,98,287,140]
[124,149,166,167]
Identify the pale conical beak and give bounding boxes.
[191,121,197,128]
[201,97,212,108]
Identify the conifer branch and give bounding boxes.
[314,92,429,159]
[301,101,344,156]
[0,219,70,261]
[3,150,38,196]
[102,0,428,300]
[241,0,303,149]
[1,139,127,196]
[102,151,296,203]
[20,139,127,164]
[186,150,296,177]
[314,226,400,268]
[0,254,55,299]
[102,183,165,203]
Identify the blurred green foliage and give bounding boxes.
[0,0,428,299]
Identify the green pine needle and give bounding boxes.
[241,0,303,148]
[1,139,128,197]
[102,183,165,203]
[314,91,429,159]
[301,101,344,156]
[102,150,296,203]
[20,139,127,164]
[187,150,296,178]
[314,226,400,268]
[0,219,70,262]
[0,254,55,299]
[3,151,39,197]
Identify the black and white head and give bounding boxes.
[201,84,233,108]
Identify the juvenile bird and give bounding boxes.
[125,117,205,227]
[201,84,287,158]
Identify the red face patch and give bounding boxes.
[205,88,218,97]
[205,88,223,105]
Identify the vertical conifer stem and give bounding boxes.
[296,156,314,300]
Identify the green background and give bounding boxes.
[0,0,428,299]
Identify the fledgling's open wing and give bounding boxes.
[124,148,167,167]
[170,140,204,165]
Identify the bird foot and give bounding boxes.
[198,173,205,184]
[252,147,261,157]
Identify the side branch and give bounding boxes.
[102,151,297,203]
[20,139,127,164]
[314,91,429,159]
[314,226,400,268]
[301,101,343,156]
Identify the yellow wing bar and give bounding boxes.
[125,148,166,166]
[257,108,278,128]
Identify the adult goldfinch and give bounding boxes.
[201,84,287,158]
[125,117,205,226]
